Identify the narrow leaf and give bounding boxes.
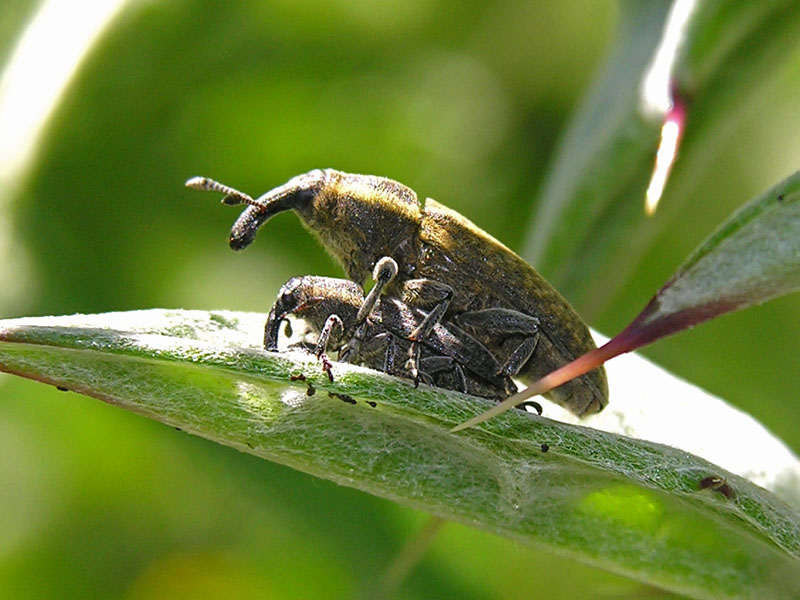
[526,0,800,316]
[636,171,800,328]
[2,310,800,598]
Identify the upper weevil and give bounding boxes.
[186,169,608,415]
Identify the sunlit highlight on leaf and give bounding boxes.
[645,98,686,215]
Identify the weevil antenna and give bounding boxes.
[186,172,324,250]
[185,176,255,206]
[185,175,301,213]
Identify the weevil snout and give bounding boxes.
[229,171,327,250]
[186,170,329,250]
[264,276,308,350]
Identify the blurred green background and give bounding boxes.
[1,1,799,598]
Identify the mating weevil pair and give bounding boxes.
[187,169,608,416]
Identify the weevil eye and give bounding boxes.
[276,277,304,306]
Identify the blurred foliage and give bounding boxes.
[522,0,800,462]
[1,0,799,598]
[0,1,35,65]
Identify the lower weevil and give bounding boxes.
[266,265,524,401]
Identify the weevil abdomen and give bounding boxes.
[415,198,607,414]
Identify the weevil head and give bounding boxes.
[264,275,363,350]
[228,169,329,250]
[230,169,423,285]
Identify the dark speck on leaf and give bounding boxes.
[540,443,549,453]
[699,475,735,499]
[56,386,69,392]
[329,392,356,404]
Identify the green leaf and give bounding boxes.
[526,0,800,317]
[647,171,800,320]
[2,309,800,599]
[618,167,800,342]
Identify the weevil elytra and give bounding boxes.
[187,170,608,415]
[265,266,521,401]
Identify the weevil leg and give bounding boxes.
[499,335,539,377]
[338,341,354,364]
[339,256,398,366]
[398,278,454,376]
[455,307,540,336]
[419,356,468,394]
[408,287,452,342]
[352,257,398,332]
[418,371,435,386]
[405,340,423,387]
[454,363,467,393]
[342,328,392,373]
[339,322,364,364]
[518,400,543,415]
[314,314,343,382]
[454,308,540,376]
[399,279,454,339]
[409,358,435,386]
[418,355,454,374]
[383,334,397,375]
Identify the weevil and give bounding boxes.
[266,258,526,402]
[187,169,608,415]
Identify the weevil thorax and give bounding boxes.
[299,170,423,285]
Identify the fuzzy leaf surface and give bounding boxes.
[2,310,800,598]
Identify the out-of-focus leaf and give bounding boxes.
[526,0,800,318]
[2,309,800,599]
